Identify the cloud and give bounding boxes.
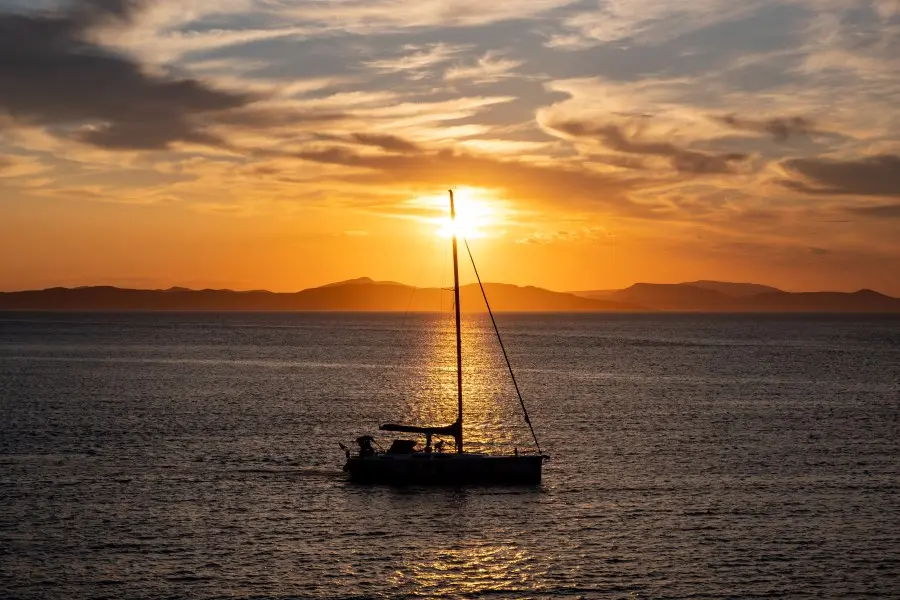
[307,132,422,154]
[288,147,655,216]
[92,1,573,68]
[104,25,315,66]
[73,0,143,25]
[75,119,227,151]
[782,154,900,196]
[350,133,422,153]
[799,2,900,79]
[0,154,51,180]
[544,118,748,174]
[444,52,524,83]
[845,203,900,219]
[517,226,616,245]
[0,0,250,150]
[537,77,749,148]
[364,43,467,76]
[210,103,348,137]
[455,138,556,156]
[546,0,768,48]
[714,114,817,141]
[279,0,579,32]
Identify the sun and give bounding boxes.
[404,187,506,238]
[434,187,497,238]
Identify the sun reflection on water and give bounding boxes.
[396,313,533,454]
[388,542,538,597]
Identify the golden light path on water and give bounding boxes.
[396,311,531,454]
[388,542,538,596]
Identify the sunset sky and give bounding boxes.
[1,0,898,294]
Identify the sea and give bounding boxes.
[1,312,898,599]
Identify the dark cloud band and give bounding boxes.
[545,118,748,174]
[782,154,900,197]
[715,114,816,141]
[0,0,249,150]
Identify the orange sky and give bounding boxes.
[1,1,899,295]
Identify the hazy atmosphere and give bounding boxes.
[1,0,898,294]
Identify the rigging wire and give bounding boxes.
[462,238,543,455]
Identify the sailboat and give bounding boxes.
[342,190,548,485]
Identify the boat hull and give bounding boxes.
[344,453,544,485]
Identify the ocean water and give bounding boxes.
[1,312,898,599]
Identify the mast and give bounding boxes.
[450,189,464,453]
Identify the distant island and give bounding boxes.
[571,281,900,312]
[1,278,899,312]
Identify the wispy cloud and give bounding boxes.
[364,43,468,77]
[546,0,769,48]
[517,226,616,245]
[0,155,51,181]
[444,52,524,83]
[278,0,579,32]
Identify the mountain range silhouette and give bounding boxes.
[1,279,898,312]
